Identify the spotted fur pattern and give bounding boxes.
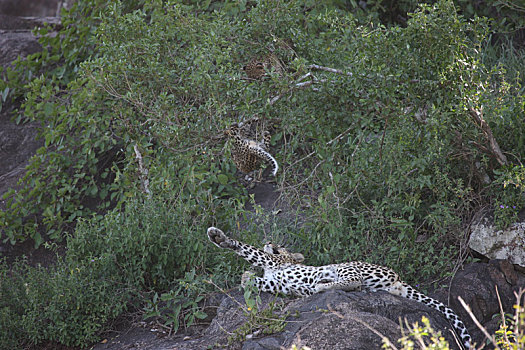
[243,54,284,80]
[207,227,472,349]
[263,242,305,263]
[226,122,278,177]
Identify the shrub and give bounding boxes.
[68,195,221,291]
[0,257,130,348]
[0,259,28,349]
[20,258,129,346]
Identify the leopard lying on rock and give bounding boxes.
[207,226,472,349]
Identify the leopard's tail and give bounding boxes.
[386,281,472,349]
[250,145,279,176]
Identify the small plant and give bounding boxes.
[386,316,451,350]
[492,165,525,229]
[228,276,288,344]
[494,203,520,230]
[494,289,525,350]
[143,269,208,335]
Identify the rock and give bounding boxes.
[91,260,524,350]
[204,291,285,345]
[433,260,525,346]
[0,30,41,69]
[207,289,462,350]
[469,213,525,267]
[0,0,61,17]
[0,14,55,212]
[0,14,61,30]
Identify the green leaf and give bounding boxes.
[217,174,229,185]
[194,310,207,319]
[44,102,54,117]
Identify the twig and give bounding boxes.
[288,121,361,168]
[269,78,326,105]
[512,289,524,337]
[350,130,367,164]
[379,116,389,161]
[296,72,314,81]
[458,296,501,350]
[495,285,510,345]
[328,304,398,350]
[133,144,151,197]
[295,79,326,88]
[281,159,325,191]
[327,122,359,145]
[269,93,285,106]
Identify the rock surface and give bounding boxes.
[469,214,525,267]
[0,18,42,211]
[240,290,457,350]
[434,259,525,345]
[0,13,60,262]
[0,0,61,17]
[0,14,62,212]
[95,259,525,350]
[97,289,461,350]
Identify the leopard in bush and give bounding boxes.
[243,54,284,80]
[225,119,278,178]
[207,226,472,349]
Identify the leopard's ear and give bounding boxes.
[291,253,305,263]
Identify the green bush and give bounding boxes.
[0,259,27,349]
[0,191,245,348]
[21,259,129,346]
[68,196,220,290]
[1,0,523,249]
[0,257,130,348]
[253,0,524,282]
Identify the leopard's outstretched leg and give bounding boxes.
[207,226,236,250]
[207,227,281,268]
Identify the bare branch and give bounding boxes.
[269,78,325,105]
[308,64,354,76]
[458,296,501,350]
[468,107,508,166]
[134,144,151,197]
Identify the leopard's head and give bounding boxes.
[243,59,266,80]
[224,123,242,138]
[264,242,305,264]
